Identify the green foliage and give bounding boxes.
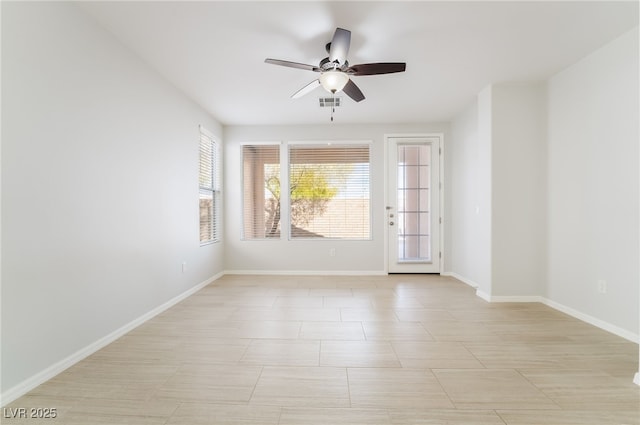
[264,164,349,234]
[290,166,338,201]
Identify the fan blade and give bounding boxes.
[265,58,320,72]
[291,79,321,99]
[342,79,365,102]
[329,28,351,65]
[347,62,406,76]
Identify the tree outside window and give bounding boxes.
[242,144,370,240]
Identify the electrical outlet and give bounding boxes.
[597,280,607,294]
[182,261,187,273]
[329,248,336,257]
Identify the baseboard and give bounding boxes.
[224,269,386,276]
[485,295,544,303]
[475,289,491,302]
[441,272,491,302]
[441,271,479,289]
[540,297,639,344]
[445,272,639,344]
[484,294,638,343]
[0,272,223,407]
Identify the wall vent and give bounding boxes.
[319,97,341,108]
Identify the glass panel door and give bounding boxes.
[387,136,440,273]
[397,144,431,262]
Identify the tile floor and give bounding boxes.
[5,274,640,424]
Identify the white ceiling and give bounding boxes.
[79,1,638,126]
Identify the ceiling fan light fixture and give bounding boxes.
[266,27,405,103]
[319,70,349,93]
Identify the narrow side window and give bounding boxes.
[242,144,280,239]
[199,128,220,244]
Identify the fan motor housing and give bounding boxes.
[319,57,349,71]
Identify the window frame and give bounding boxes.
[199,125,221,246]
[287,140,372,241]
[240,142,283,241]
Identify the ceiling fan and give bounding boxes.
[265,27,406,103]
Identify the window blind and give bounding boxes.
[242,144,280,239]
[199,129,220,244]
[288,144,370,239]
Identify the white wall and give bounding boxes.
[447,89,493,295]
[474,88,494,297]
[448,101,490,291]
[450,26,638,335]
[224,123,448,274]
[1,2,224,398]
[450,83,547,299]
[491,83,547,297]
[447,28,638,380]
[547,27,639,335]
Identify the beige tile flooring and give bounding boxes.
[5,274,640,424]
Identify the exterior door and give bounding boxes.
[387,136,441,273]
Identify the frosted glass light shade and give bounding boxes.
[319,71,349,93]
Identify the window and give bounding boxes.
[199,127,220,244]
[242,142,371,240]
[242,144,280,239]
[288,143,370,239]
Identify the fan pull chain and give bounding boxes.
[331,90,335,122]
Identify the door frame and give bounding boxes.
[384,133,444,274]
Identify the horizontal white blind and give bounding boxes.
[199,130,220,244]
[288,144,370,239]
[242,145,280,239]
